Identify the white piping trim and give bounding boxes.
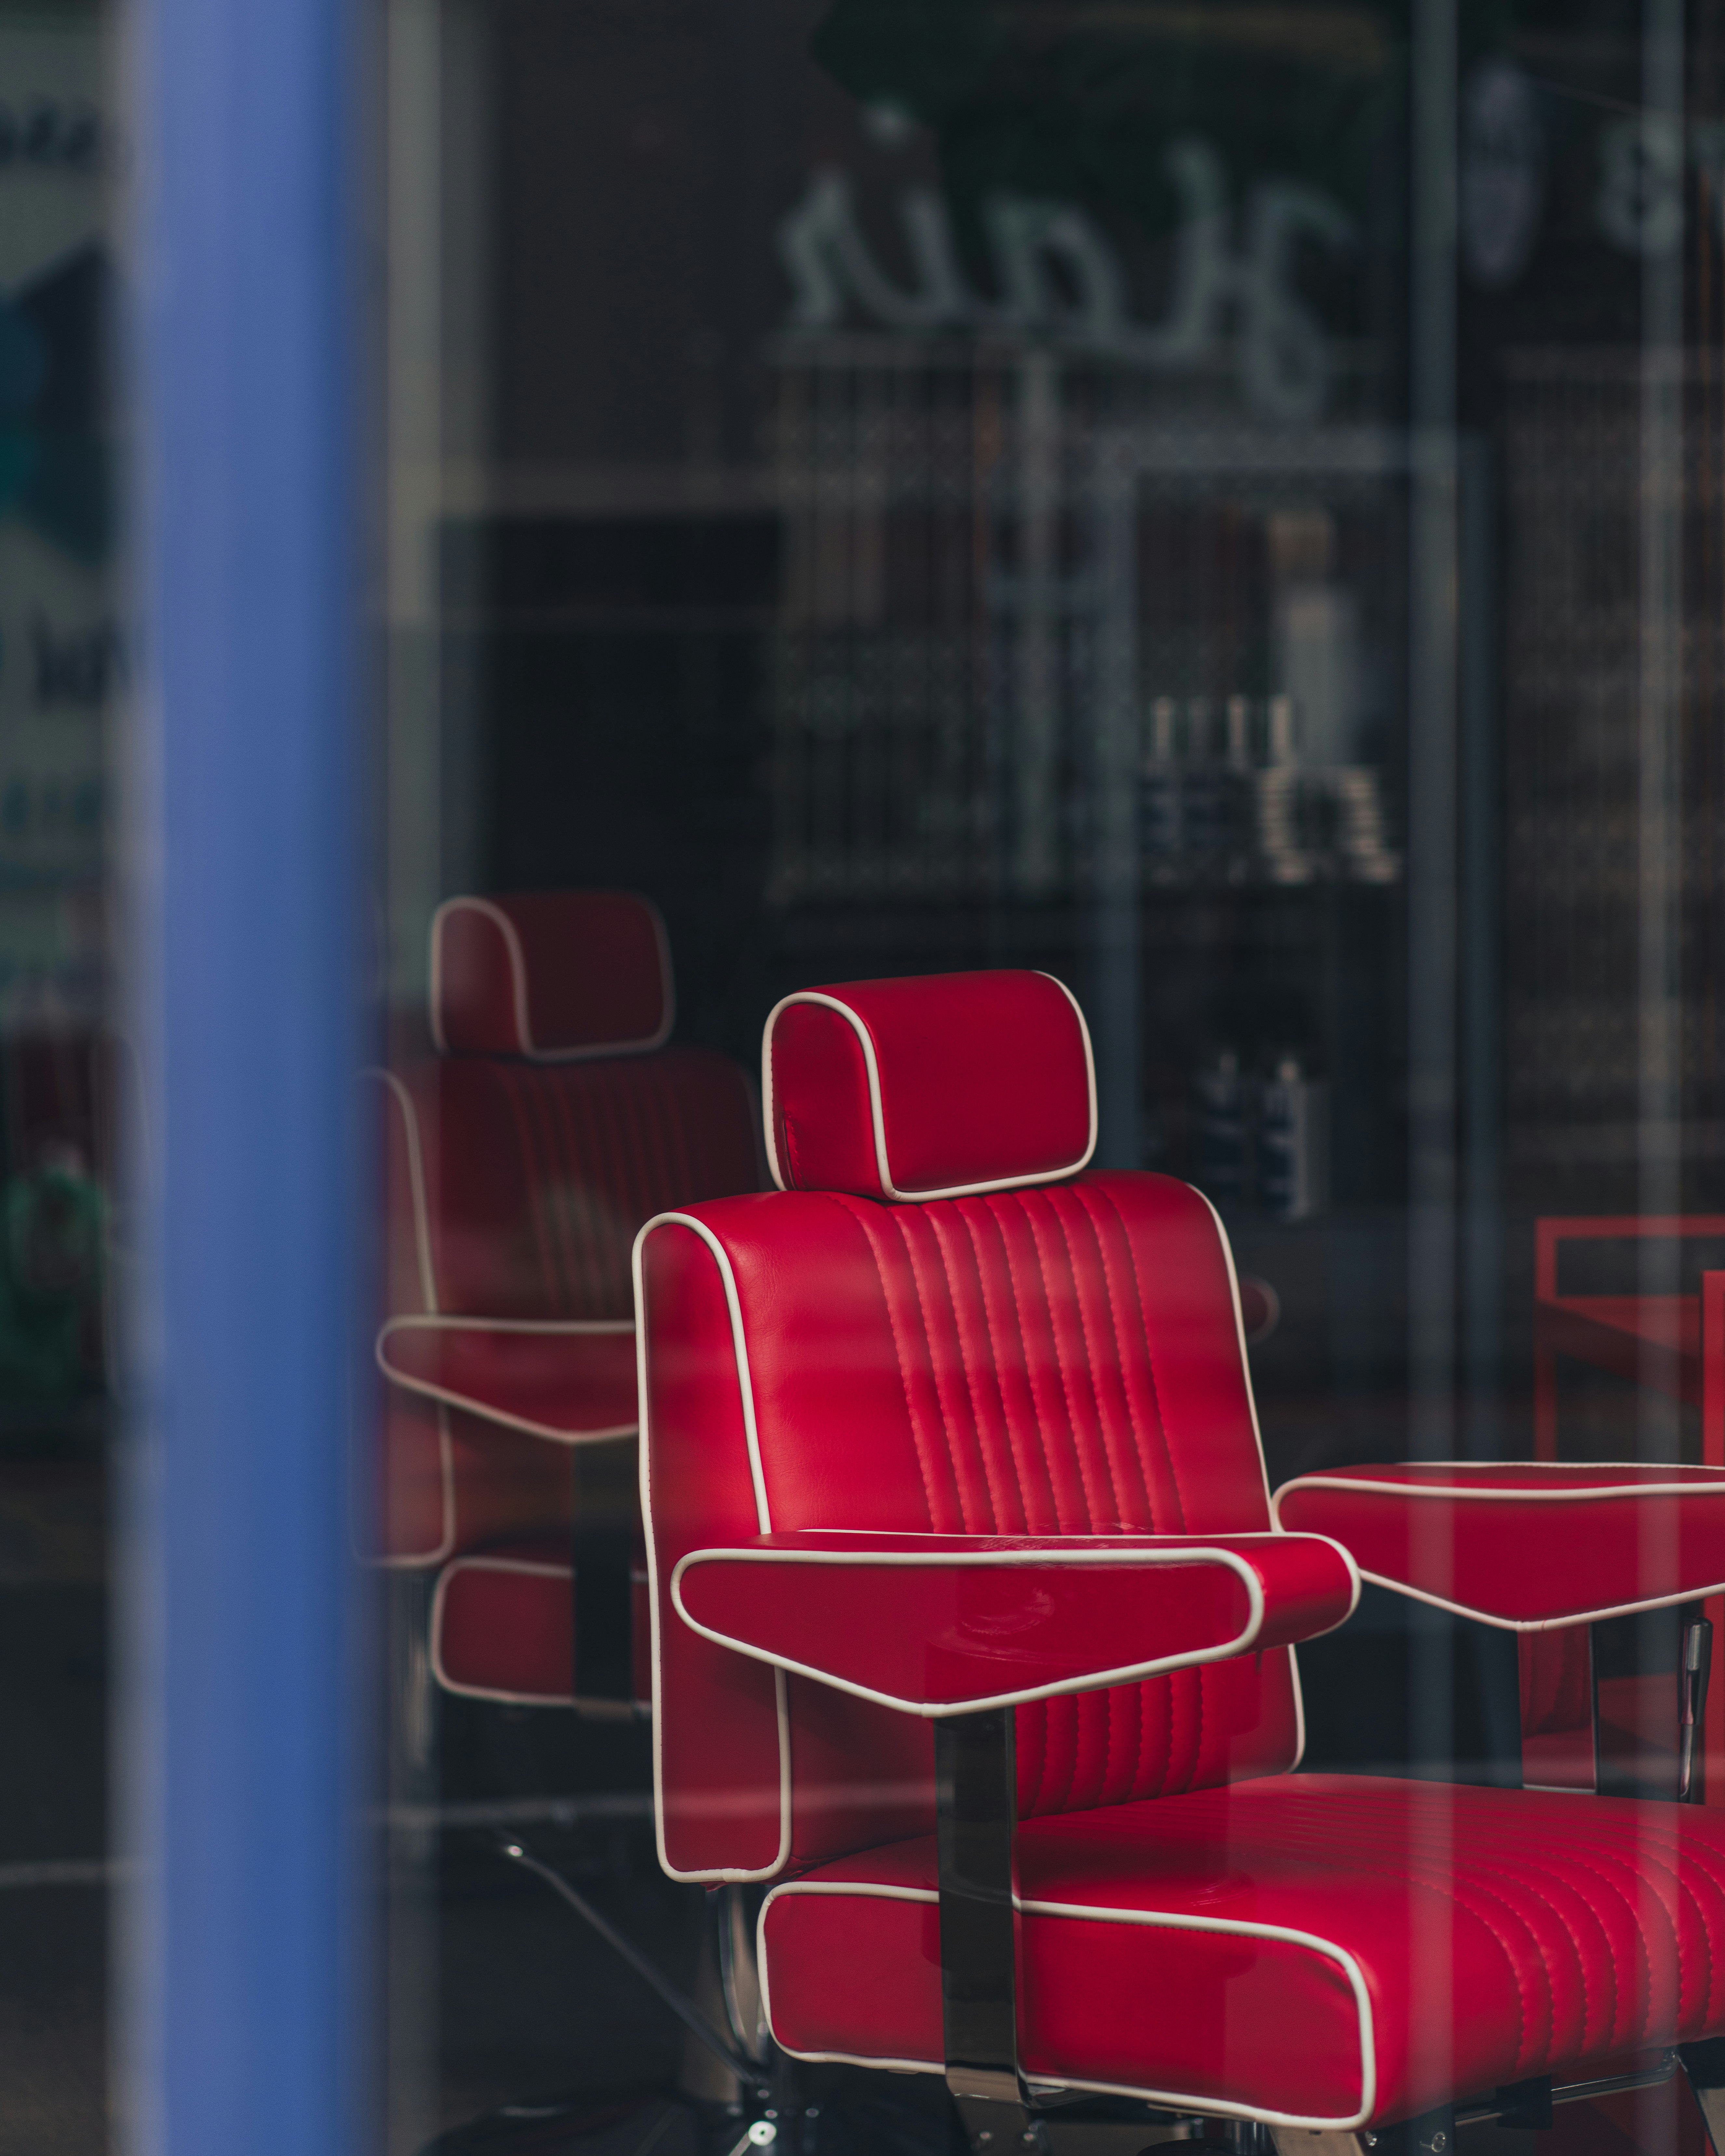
[1289,1634,1308,1771]
[760,974,1098,1201]
[669,1539,1359,1717]
[377,1070,440,1316]
[634,1212,791,1884]
[1332,1571,1725,1634]
[429,1553,580,1707]
[1193,1187,1271,1498]
[387,1315,636,1337]
[367,1069,456,1569]
[1274,1467,1725,1631]
[376,1313,639,1446]
[757,1879,1376,2131]
[634,1221,769,1533]
[430,894,675,1063]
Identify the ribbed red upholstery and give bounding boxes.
[825,1180,1293,1817]
[641,1172,1293,1876]
[763,1776,1725,2127]
[424,1051,759,1319]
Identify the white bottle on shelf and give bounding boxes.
[1257,1055,1330,1221]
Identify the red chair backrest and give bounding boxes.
[639,969,1296,1884]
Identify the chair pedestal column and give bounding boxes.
[936,1708,1044,2153]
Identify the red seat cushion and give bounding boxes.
[430,1532,652,1708]
[761,1773,1725,2130]
[432,1537,576,1704]
[1274,1461,1725,1628]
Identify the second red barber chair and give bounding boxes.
[376,888,762,1710]
[379,892,775,2154]
[637,967,1725,2156]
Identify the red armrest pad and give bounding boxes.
[1273,1462,1725,1628]
[669,1529,1359,1715]
[377,1317,637,1444]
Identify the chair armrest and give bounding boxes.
[376,1315,637,1444]
[1273,1462,1725,1628]
[668,1528,1359,1716]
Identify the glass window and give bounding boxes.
[373,3,1725,2154]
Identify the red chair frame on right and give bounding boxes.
[1534,1213,1725,1467]
[1531,1215,1725,1804]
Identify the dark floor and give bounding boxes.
[0,1462,110,2154]
[409,1814,703,2148]
[0,1457,721,2156]
[0,1892,107,2152]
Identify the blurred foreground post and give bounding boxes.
[124,0,368,2150]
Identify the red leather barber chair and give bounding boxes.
[375,889,761,1714]
[637,967,1725,2156]
[377,893,777,2154]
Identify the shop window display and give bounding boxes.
[18,0,1720,2145]
[382,0,1725,2152]
[0,0,1647,2147]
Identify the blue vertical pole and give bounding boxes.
[127,0,367,2147]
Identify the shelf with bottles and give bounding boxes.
[1139,692,1400,891]
[1183,1046,1332,1223]
[1137,853,1401,1224]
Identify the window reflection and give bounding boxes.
[374,0,1725,2151]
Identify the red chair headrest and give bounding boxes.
[430,891,674,1060]
[763,969,1096,1201]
